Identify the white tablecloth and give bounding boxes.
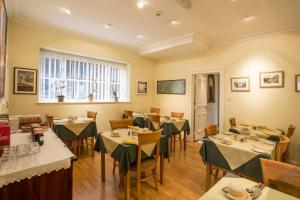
[199,176,298,200]
[0,130,74,188]
[210,133,276,170]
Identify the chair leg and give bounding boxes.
[153,168,158,191]
[173,135,176,152]
[119,174,124,189]
[113,160,116,175]
[178,133,182,148]
[214,169,219,180]
[137,171,141,200]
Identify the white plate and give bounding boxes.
[223,187,250,200]
[223,131,233,135]
[110,134,121,137]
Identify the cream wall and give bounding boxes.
[7,21,156,130]
[154,29,300,163]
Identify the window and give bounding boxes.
[39,49,130,102]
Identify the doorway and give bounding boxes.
[192,73,220,141]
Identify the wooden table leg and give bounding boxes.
[101,151,105,182]
[183,132,187,150]
[125,171,130,200]
[206,163,212,191]
[91,137,95,157]
[160,153,164,184]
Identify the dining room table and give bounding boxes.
[230,123,284,141]
[199,132,277,190]
[94,128,169,200]
[133,112,191,150]
[198,173,298,200]
[52,117,97,155]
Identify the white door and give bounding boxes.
[193,74,207,141]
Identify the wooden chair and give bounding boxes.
[123,110,133,119]
[87,111,97,121]
[170,112,184,152]
[130,129,162,200]
[148,114,160,131]
[260,159,300,198]
[204,124,218,137]
[275,135,290,162]
[150,107,160,114]
[45,115,54,128]
[287,124,296,138]
[85,111,97,156]
[109,119,133,178]
[109,119,133,130]
[229,118,236,128]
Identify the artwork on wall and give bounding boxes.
[136,81,148,94]
[260,71,284,88]
[14,67,38,94]
[157,79,186,95]
[231,77,250,92]
[296,75,300,92]
[0,0,7,99]
[207,74,215,102]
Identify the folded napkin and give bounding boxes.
[123,138,137,145]
[128,126,140,130]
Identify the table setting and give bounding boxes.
[199,174,298,200]
[200,132,276,181]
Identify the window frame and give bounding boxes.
[38,48,131,103]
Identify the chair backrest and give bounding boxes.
[87,111,97,121]
[150,107,160,114]
[124,110,133,119]
[109,119,133,130]
[287,124,296,138]
[137,129,162,170]
[45,115,54,128]
[260,158,300,198]
[275,135,290,161]
[229,118,236,128]
[204,124,218,137]
[171,112,184,118]
[148,114,160,131]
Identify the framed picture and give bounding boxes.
[207,74,215,102]
[231,77,250,92]
[260,71,284,88]
[157,79,186,95]
[296,75,300,92]
[13,67,37,94]
[0,0,7,99]
[136,81,148,94]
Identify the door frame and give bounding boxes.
[191,68,225,141]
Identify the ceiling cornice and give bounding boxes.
[139,32,211,55]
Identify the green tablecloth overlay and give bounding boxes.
[133,117,146,128]
[199,138,270,181]
[53,122,97,141]
[94,133,169,175]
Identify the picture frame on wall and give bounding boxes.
[136,81,148,94]
[157,79,186,95]
[13,67,38,95]
[296,75,300,92]
[260,71,284,88]
[0,0,7,99]
[231,77,250,92]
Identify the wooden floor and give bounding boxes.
[73,142,208,200]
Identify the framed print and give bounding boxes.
[0,0,7,99]
[296,75,300,92]
[136,81,148,94]
[260,71,284,88]
[157,79,186,95]
[13,67,37,94]
[231,77,250,92]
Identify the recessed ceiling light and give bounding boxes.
[61,8,71,15]
[137,0,146,9]
[243,15,256,22]
[104,24,112,29]
[170,20,179,26]
[136,34,144,39]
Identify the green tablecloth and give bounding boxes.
[160,120,190,136]
[199,138,270,181]
[53,122,97,141]
[94,133,169,175]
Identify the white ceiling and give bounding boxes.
[9,0,300,50]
